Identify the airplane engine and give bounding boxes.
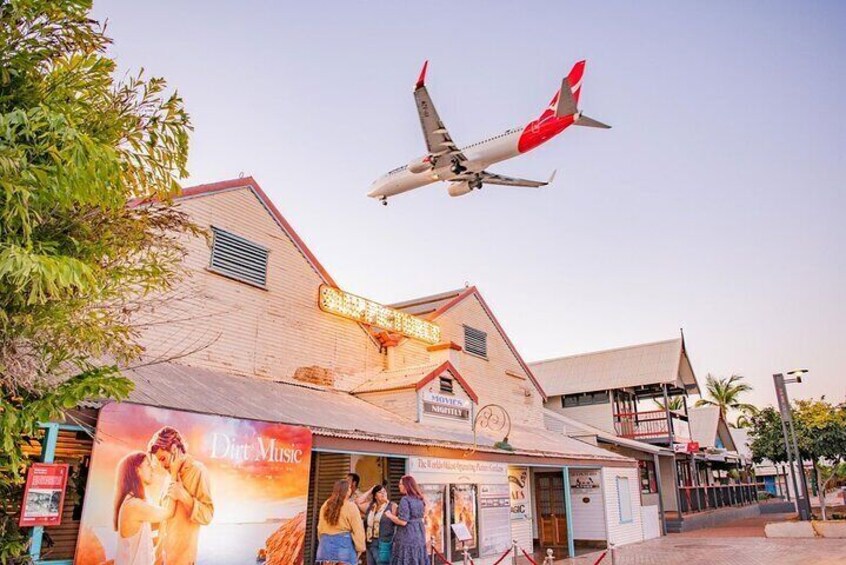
[447,182,473,197]
[407,156,431,174]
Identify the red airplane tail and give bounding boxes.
[539,60,610,129]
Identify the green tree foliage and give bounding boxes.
[653,396,685,412]
[0,1,196,559]
[695,373,758,421]
[749,399,846,519]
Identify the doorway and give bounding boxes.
[534,471,569,552]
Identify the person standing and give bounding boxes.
[384,475,429,565]
[364,485,396,565]
[316,479,366,565]
[348,472,372,516]
[147,427,214,565]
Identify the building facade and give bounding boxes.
[25,177,646,565]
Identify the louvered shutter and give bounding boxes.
[386,457,407,504]
[304,452,351,564]
[209,226,269,287]
[464,325,488,358]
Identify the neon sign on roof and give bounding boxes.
[318,285,441,345]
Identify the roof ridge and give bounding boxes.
[389,288,467,309]
[529,337,683,366]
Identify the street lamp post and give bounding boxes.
[772,370,812,520]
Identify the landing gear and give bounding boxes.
[469,179,483,190]
[450,158,467,175]
[380,197,388,206]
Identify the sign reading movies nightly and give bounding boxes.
[76,403,313,565]
[421,390,472,421]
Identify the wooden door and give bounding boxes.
[535,472,568,548]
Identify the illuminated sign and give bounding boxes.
[421,390,472,421]
[319,285,441,345]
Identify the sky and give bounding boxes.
[91,1,845,409]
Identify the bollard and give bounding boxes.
[512,539,519,565]
[542,548,555,565]
[609,543,617,565]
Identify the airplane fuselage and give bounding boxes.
[368,113,576,199]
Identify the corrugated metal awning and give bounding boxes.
[117,362,631,465]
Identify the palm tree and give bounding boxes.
[695,374,758,420]
[654,396,685,412]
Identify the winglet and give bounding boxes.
[416,60,428,90]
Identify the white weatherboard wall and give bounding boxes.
[545,401,615,434]
[602,467,644,547]
[569,469,607,541]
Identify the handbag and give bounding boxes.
[377,539,392,564]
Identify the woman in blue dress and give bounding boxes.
[384,475,430,565]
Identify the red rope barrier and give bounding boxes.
[430,543,511,564]
[489,545,513,565]
[431,545,452,564]
[592,550,608,564]
[520,547,540,565]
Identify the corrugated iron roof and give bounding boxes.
[118,362,628,463]
[352,363,439,394]
[390,288,466,317]
[530,338,699,396]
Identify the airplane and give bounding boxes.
[368,60,610,205]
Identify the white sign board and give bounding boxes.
[479,483,511,557]
[408,457,508,485]
[570,469,601,493]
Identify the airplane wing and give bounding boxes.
[475,169,557,188]
[414,61,467,169]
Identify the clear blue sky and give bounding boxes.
[93,1,845,407]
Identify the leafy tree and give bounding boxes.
[748,400,846,520]
[695,374,758,421]
[0,1,196,559]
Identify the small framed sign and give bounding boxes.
[451,522,473,543]
[19,463,69,527]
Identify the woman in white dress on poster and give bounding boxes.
[113,452,173,565]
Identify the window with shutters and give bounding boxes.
[209,226,269,288]
[463,325,487,358]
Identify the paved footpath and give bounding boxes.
[517,514,846,565]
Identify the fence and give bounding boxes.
[678,483,762,514]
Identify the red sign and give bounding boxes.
[687,441,700,453]
[19,463,69,527]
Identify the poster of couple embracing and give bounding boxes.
[75,403,313,565]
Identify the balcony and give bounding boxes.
[678,483,762,514]
[613,409,690,444]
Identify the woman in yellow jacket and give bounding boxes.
[316,479,366,564]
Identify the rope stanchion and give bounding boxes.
[489,545,514,565]
[592,550,608,564]
[431,544,452,564]
[520,547,540,565]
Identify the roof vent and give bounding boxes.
[209,226,269,287]
[464,325,487,358]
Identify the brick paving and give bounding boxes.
[513,514,846,565]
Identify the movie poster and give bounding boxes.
[507,466,530,521]
[75,403,313,565]
[450,484,478,558]
[421,484,446,554]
